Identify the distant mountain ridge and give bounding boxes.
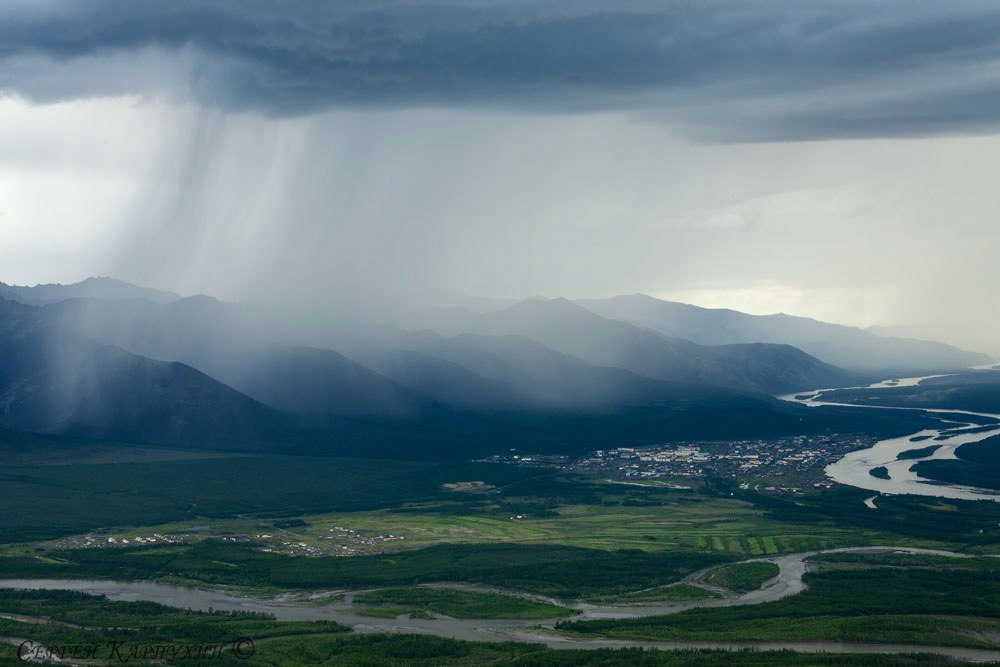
[340,327,775,411]
[576,294,991,373]
[48,295,779,415]
[0,281,947,458]
[45,296,434,419]
[0,277,181,306]
[400,297,851,395]
[0,298,285,446]
[9,278,985,375]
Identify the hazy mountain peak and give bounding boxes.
[79,276,132,287]
[172,293,223,306]
[503,296,592,316]
[162,294,243,319]
[613,293,661,302]
[578,293,991,373]
[0,276,181,306]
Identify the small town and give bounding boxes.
[485,434,876,490]
[570,434,876,488]
[46,525,407,557]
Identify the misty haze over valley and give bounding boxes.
[0,275,991,451]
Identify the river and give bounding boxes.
[779,365,1000,502]
[3,546,999,661]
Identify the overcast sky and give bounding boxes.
[0,0,998,353]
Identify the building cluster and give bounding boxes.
[314,526,406,555]
[260,541,324,556]
[50,532,190,550]
[251,526,408,556]
[481,434,873,488]
[475,453,569,466]
[573,445,710,477]
[568,434,872,485]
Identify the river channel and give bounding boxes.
[779,365,1000,501]
[3,546,1000,661]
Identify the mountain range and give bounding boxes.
[0,278,989,455]
[0,277,181,306]
[397,297,851,394]
[0,299,285,447]
[576,294,989,372]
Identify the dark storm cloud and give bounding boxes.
[3,0,1000,140]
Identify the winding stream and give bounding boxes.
[779,365,1000,501]
[2,546,999,661]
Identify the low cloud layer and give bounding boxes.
[4,0,1000,140]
